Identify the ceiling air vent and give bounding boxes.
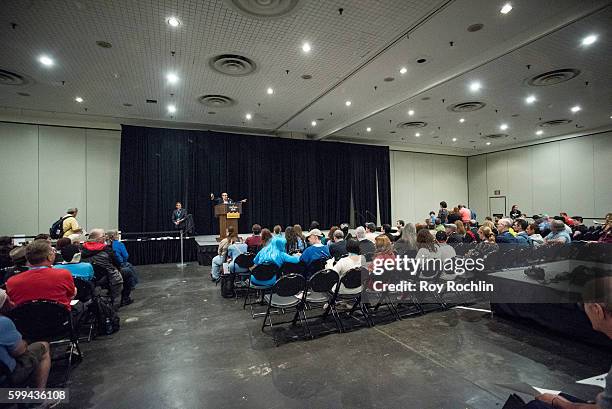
[0,69,30,86]
[538,119,572,127]
[482,134,508,140]
[226,0,302,18]
[447,101,486,112]
[209,54,257,76]
[397,121,427,129]
[198,95,236,108]
[527,69,580,86]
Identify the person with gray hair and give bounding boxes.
[544,219,572,245]
[329,229,348,260]
[495,218,518,244]
[81,228,126,308]
[62,207,84,241]
[393,223,417,255]
[356,226,376,259]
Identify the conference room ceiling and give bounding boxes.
[0,0,610,154]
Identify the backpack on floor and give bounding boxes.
[220,273,235,298]
[92,295,120,335]
[49,216,70,239]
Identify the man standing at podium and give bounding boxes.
[210,192,247,205]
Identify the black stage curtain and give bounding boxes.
[119,125,390,234]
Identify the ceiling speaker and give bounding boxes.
[209,54,257,76]
[538,119,572,127]
[397,121,427,129]
[198,95,236,108]
[447,101,486,112]
[0,69,31,86]
[482,134,508,140]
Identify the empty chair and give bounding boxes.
[261,274,310,343]
[302,269,341,335]
[329,266,371,331]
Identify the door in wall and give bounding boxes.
[489,196,507,218]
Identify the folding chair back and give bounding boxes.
[309,269,339,293]
[234,252,256,270]
[274,274,306,297]
[309,257,329,274]
[280,262,305,276]
[251,263,279,282]
[74,278,95,302]
[7,300,72,342]
[341,266,367,290]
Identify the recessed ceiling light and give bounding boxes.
[245,113,252,120]
[486,142,492,146]
[399,67,407,74]
[75,97,83,103]
[311,121,317,127]
[345,100,352,106]
[536,130,543,135]
[38,55,54,67]
[166,73,179,84]
[581,34,597,46]
[459,118,465,123]
[167,104,176,113]
[167,17,181,27]
[415,132,420,137]
[525,95,536,104]
[302,42,311,53]
[570,105,581,113]
[366,127,372,132]
[452,137,457,142]
[500,3,513,14]
[267,87,274,95]
[469,81,481,92]
[408,109,414,116]
[500,123,509,131]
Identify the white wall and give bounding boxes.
[390,150,468,225]
[0,122,120,236]
[467,131,612,221]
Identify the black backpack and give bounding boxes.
[92,295,120,335]
[220,272,235,298]
[50,215,70,239]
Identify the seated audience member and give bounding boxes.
[553,216,573,235]
[227,237,248,274]
[445,224,463,244]
[536,214,552,237]
[369,235,395,272]
[56,237,80,263]
[299,229,331,276]
[396,220,405,235]
[482,219,498,236]
[329,229,348,260]
[81,229,125,309]
[365,222,378,242]
[355,226,376,258]
[428,211,437,225]
[340,223,353,241]
[544,220,572,245]
[496,219,517,244]
[560,212,577,227]
[512,219,530,246]
[245,224,263,251]
[415,223,429,233]
[326,239,362,276]
[34,234,52,243]
[466,227,499,260]
[252,236,300,286]
[382,224,395,242]
[598,213,612,243]
[414,230,440,273]
[438,202,449,224]
[394,223,417,256]
[62,207,84,241]
[107,230,138,288]
[434,218,445,232]
[0,236,14,269]
[273,225,283,236]
[456,221,476,243]
[529,277,612,409]
[509,204,521,219]
[210,226,240,282]
[571,216,588,240]
[447,207,461,224]
[285,226,304,253]
[293,224,307,249]
[435,231,456,262]
[327,226,339,247]
[526,223,545,247]
[6,240,76,311]
[260,228,273,248]
[2,247,28,283]
[0,289,52,389]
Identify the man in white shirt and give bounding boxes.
[365,223,379,243]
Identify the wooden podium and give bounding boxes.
[214,203,242,241]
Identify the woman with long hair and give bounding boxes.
[447,207,461,224]
[598,212,612,243]
[293,224,306,250]
[368,235,395,273]
[393,223,417,255]
[211,225,241,282]
[327,226,339,246]
[284,226,299,253]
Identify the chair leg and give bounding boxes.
[261,303,272,332]
[299,309,313,339]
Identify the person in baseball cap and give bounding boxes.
[299,228,330,277]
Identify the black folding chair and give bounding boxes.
[363,267,401,323]
[261,274,310,343]
[7,300,83,386]
[327,266,371,331]
[243,263,279,318]
[302,269,342,335]
[73,278,97,342]
[231,252,256,292]
[279,261,306,276]
[306,257,330,279]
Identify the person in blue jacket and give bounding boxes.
[107,231,139,288]
[251,236,300,286]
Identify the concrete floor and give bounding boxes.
[56,263,610,409]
